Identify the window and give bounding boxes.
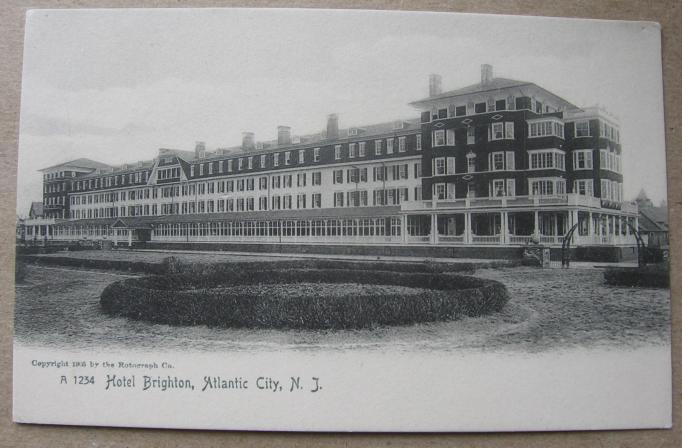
[273,153,280,167]
[489,122,514,140]
[467,127,475,145]
[505,152,515,171]
[228,159,233,172]
[434,183,446,200]
[446,129,455,146]
[260,155,266,168]
[349,143,357,158]
[399,164,409,179]
[312,193,321,208]
[398,137,406,153]
[414,162,422,178]
[190,166,195,177]
[314,147,320,162]
[475,102,486,113]
[491,152,505,171]
[492,179,506,197]
[437,108,448,119]
[298,150,305,164]
[259,196,268,210]
[416,135,422,151]
[528,120,564,138]
[495,99,506,111]
[334,192,344,207]
[506,179,516,197]
[455,105,466,116]
[575,120,591,137]
[219,161,224,173]
[335,145,342,160]
[434,157,446,176]
[386,139,394,154]
[375,140,382,155]
[333,169,343,184]
[359,142,366,157]
[312,171,321,186]
[259,176,268,190]
[574,179,594,196]
[529,150,565,170]
[529,178,566,196]
[238,159,244,170]
[573,150,593,170]
[248,157,253,169]
[283,174,292,188]
[446,157,456,175]
[297,193,306,209]
[285,152,291,165]
[297,172,306,187]
[433,130,445,147]
[467,154,476,173]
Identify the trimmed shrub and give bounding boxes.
[604,264,670,288]
[100,263,509,330]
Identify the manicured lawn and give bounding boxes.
[14,263,670,353]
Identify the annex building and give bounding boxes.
[23,65,638,258]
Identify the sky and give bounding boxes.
[17,8,667,215]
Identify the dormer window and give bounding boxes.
[349,128,359,136]
[393,120,404,130]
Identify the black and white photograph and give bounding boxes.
[12,7,671,431]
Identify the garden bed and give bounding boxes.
[100,261,509,329]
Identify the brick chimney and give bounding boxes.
[241,132,255,151]
[481,64,493,85]
[277,126,292,146]
[326,113,339,140]
[195,141,206,158]
[429,74,442,96]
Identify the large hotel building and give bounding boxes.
[24,65,638,257]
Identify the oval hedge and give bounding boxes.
[100,262,509,330]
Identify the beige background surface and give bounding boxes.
[1,1,679,446]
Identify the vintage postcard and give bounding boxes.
[13,8,670,431]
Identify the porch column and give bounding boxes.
[533,210,539,238]
[501,211,508,244]
[464,212,472,244]
[571,210,579,244]
[431,213,438,245]
[113,230,118,245]
[401,215,407,243]
[128,230,132,247]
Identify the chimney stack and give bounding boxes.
[429,74,442,97]
[326,113,339,140]
[277,126,292,146]
[195,141,206,157]
[241,132,255,151]
[481,64,493,85]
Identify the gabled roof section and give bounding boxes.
[39,158,113,173]
[639,206,668,233]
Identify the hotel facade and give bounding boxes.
[24,65,638,255]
